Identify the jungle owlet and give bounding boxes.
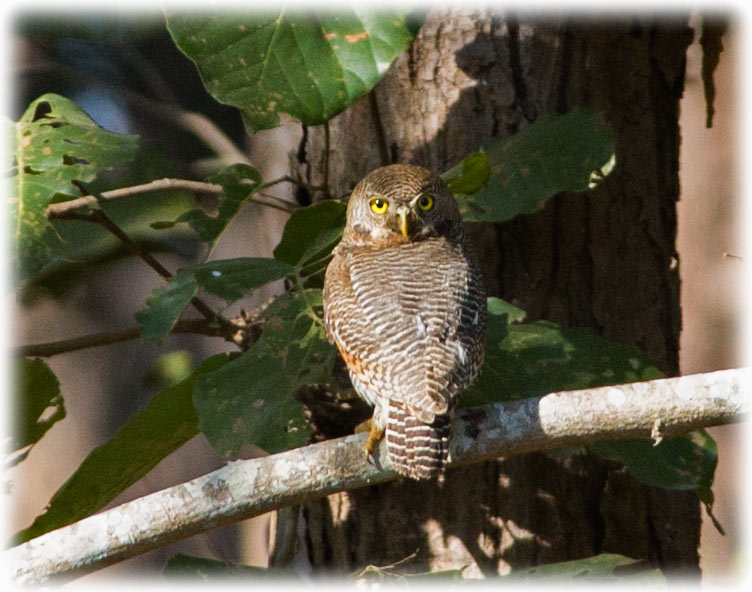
[322,164,487,480]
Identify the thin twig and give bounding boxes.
[5,367,749,585]
[14,319,226,358]
[47,178,299,217]
[251,193,298,213]
[46,178,223,217]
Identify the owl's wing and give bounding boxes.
[324,241,483,423]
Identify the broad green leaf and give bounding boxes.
[171,164,262,250]
[10,358,65,466]
[272,200,346,269]
[443,110,615,222]
[186,257,294,302]
[588,429,719,517]
[163,554,297,579]
[13,355,228,544]
[462,298,662,407]
[166,11,414,131]
[10,93,140,280]
[135,271,199,343]
[195,290,336,456]
[505,553,664,582]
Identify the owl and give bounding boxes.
[322,164,487,480]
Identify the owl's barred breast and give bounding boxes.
[324,236,485,422]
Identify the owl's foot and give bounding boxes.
[353,418,371,434]
[363,420,385,465]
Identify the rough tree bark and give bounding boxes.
[298,10,697,577]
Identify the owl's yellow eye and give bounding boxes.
[417,194,434,211]
[370,197,388,214]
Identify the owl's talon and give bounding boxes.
[354,418,372,434]
[364,422,384,465]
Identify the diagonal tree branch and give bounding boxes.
[5,367,749,585]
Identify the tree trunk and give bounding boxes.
[298,9,698,578]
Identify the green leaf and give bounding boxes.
[173,164,262,249]
[186,257,294,302]
[589,430,718,494]
[11,358,65,465]
[273,200,346,268]
[12,355,228,544]
[166,11,413,131]
[135,271,199,343]
[195,290,336,456]
[163,554,297,580]
[505,553,664,583]
[443,151,490,195]
[445,110,616,222]
[10,93,140,280]
[462,298,662,407]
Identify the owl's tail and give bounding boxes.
[385,402,451,480]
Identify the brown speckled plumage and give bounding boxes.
[323,164,486,480]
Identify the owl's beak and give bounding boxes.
[397,208,409,238]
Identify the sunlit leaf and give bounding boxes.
[166,10,414,131]
[10,93,140,280]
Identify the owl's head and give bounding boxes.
[343,164,463,246]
